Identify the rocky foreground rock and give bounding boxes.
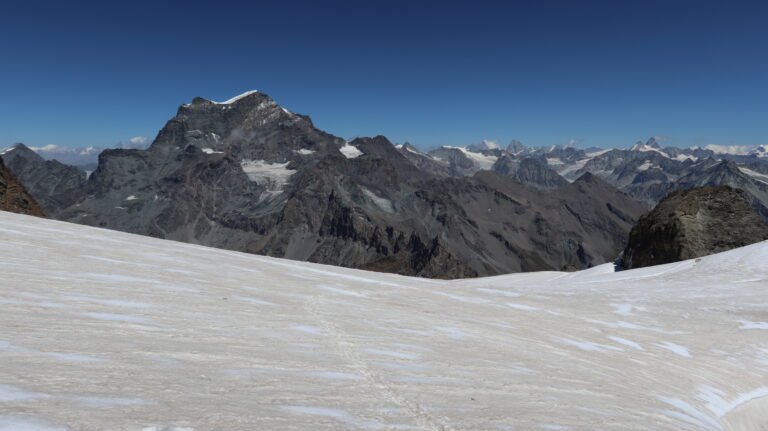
[0,156,45,217]
[621,185,768,269]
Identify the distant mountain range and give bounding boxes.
[3,90,767,277]
[399,135,768,218]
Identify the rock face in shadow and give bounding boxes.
[622,186,768,269]
[0,143,87,215]
[0,157,45,217]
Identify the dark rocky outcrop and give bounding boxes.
[0,157,45,217]
[621,186,768,269]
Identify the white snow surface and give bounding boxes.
[340,143,363,159]
[637,161,654,171]
[1,211,767,430]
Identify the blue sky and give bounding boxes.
[1,0,766,150]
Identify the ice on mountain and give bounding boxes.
[212,90,260,104]
[239,159,295,190]
[360,187,394,213]
[339,143,363,158]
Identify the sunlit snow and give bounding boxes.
[0,211,766,430]
[212,90,260,104]
[340,143,363,159]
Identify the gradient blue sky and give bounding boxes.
[1,0,766,150]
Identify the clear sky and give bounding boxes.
[1,0,766,150]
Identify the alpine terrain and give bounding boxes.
[1,91,650,278]
[0,211,766,430]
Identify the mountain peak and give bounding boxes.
[187,90,265,107]
[213,90,260,105]
[506,140,526,155]
[630,138,662,152]
[751,144,768,158]
[402,142,420,153]
[645,137,661,148]
[1,143,43,161]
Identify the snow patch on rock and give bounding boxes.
[339,143,363,159]
[240,160,295,190]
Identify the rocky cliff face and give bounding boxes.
[621,186,768,269]
[491,154,568,190]
[0,157,45,217]
[1,144,86,215]
[2,91,647,278]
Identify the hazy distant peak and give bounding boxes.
[645,137,661,148]
[467,139,500,152]
[506,140,527,154]
[630,138,663,152]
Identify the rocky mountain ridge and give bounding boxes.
[1,90,649,278]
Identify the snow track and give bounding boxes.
[0,211,766,430]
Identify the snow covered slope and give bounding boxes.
[0,211,766,431]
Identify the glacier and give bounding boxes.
[0,210,766,430]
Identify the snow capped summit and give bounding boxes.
[213,89,260,104]
[630,137,663,152]
[400,142,422,154]
[506,140,527,155]
[751,144,768,158]
[645,137,661,148]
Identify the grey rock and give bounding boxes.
[1,143,86,215]
[491,154,568,190]
[622,186,768,269]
